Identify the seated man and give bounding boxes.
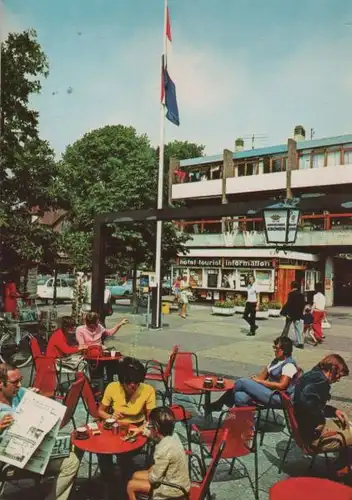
[46,316,87,371]
[209,337,298,411]
[127,407,190,500]
[0,363,81,500]
[293,354,351,473]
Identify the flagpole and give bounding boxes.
[152,0,168,329]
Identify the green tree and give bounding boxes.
[0,30,65,277]
[58,127,205,308]
[164,140,205,166]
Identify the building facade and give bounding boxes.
[168,128,352,307]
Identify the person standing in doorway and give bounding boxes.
[311,282,326,343]
[281,281,306,349]
[243,275,259,336]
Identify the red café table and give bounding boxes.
[184,376,234,418]
[71,422,147,480]
[270,477,352,500]
[84,352,123,384]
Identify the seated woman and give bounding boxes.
[46,316,87,371]
[97,357,156,500]
[75,311,128,346]
[76,311,128,384]
[127,407,190,500]
[209,337,298,411]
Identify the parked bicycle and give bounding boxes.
[0,317,47,367]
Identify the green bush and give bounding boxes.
[234,297,246,306]
[258,304,269,312]
[267,301,281,310]
[214,300,234,308]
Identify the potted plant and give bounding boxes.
[256,303,269,319]
[268,301,282,317]
[234,297,246,314]
[212,300,235,316]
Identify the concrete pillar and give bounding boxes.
[222,149,232,232]
[324,256,334,307]
[168,157,179,206]
[286,139,297,200]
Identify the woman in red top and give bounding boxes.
[3,280,19,318]
[47,316,87,371]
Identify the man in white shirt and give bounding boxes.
[243,275,259,336]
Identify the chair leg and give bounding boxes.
[88,453,93,481]
[309,454,316,470]
[278,436,292,473]
[229,458,236,475]
[324,453,331,477]
[254,449,259,500]
[71,415,77,430]
[260,406,271,446]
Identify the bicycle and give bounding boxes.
[0,317,48,368]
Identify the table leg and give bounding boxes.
[203,392,211,419]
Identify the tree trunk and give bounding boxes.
[131,258,139,314]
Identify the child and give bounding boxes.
[127,407,190,500]
[303,305,317,345]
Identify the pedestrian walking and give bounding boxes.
[179,276,189,319]
[311,282,326,344]
[303,304,315,343]
[280,281,306,348]
[243,275,259,336]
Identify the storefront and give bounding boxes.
[172,255,320,305]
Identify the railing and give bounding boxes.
[174,212,352,234]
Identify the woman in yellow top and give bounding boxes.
[97,357,156,500]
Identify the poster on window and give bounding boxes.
[221,270,236,289]
[305,270,315,291]
[206,270,219,288]
[238,270,253,290]
[189,269,203,288]
[255,270,274,292]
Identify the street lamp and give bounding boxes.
[263,200,301,245]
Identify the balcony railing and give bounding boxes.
[175,212,352,235]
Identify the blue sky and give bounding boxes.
[3,0,352,156]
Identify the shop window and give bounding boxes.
[189,269,203,288]
[344,149,352,165]
[299,153,311,170]
[272,157,282,172]
[206,269,219,288]
[263,156,271,174]
[221,270,236,289]
[327,150,340,167]
[312,151,325,168]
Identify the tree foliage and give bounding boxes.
[58,126,204,274]
[0,30,65,273]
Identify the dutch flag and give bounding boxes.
[161,4,180,126]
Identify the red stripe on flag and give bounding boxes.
[166,7,172,42]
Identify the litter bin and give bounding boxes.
[162,302,170,315]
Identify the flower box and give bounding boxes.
[212,306,235,316]
[268,309,281,317]
[234,306,245,314]
[256,310,269,319]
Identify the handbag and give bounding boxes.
[86,345,103,358]
[322,319,331,329]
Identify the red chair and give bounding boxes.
[32,356,58,398]
[144,345,179,403]
[170,351,204,407]
[29,335,43,385]
[78,372,100,423]
[269,477,352,500]
[60,374,85,429]
[145,434,228,500]
[279,393,348,475]
[192,407,258,499]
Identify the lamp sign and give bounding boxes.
[263,203,300,244]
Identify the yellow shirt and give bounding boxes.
[101,382,156,424]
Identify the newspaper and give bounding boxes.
[0,390,66,472]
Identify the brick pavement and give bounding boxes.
[106,305,352,417]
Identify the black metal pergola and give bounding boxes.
[91,193,352,317]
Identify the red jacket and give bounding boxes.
[46,329,80,358]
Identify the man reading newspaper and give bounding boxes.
[0,363,81,500]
